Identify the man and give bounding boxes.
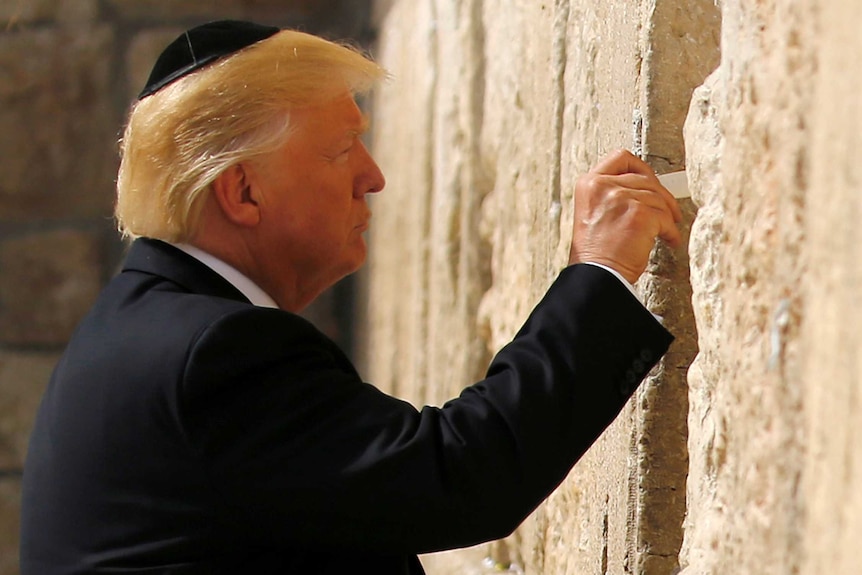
[20,20,682,575]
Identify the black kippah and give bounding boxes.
[138,20,280,100]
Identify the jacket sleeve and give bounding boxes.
[181,264,673,554]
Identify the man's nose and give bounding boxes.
[354,141,386,197]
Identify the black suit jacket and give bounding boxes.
[21,238,673,574]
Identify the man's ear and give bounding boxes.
[210,164,261,227]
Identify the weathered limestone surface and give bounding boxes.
[678,68,724,575]
[680,0,818,573]
[559,2,714,573]
[368,1,717,573]
[800,2,862,574]
[682,1,862,574]
[366,0,438,400]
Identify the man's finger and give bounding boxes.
[592,171,684,223]
[616,189,682,248]
[654,206,683,248]
[653,183,683,223]
[589,149,654,177]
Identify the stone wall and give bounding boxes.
[0,3,370,573]
[366,1,718,573]
[367,0,862,574]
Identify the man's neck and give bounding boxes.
[172,243,280,309]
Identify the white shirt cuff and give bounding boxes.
[581,262,663,324]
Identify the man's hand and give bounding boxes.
[569,149,683,284]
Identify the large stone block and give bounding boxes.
[0,0,97,26]
[0,352,57,470]
[0,478,21,575]
[0,26,117,223]
[0,229,102,346]
[682,0,816,572]
[678,68,725,575]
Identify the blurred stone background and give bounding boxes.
[0,2,371,573]
[4,1,862,575]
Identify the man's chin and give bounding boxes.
[336,246,367,280]
[347,252,367,276]
[352,239,368,267]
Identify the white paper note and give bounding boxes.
[657,170,690,199]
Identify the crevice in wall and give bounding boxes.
[629,0,721,573]
[601,497,610,574]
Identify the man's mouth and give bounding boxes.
[355,212,371,232]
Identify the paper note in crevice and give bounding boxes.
[657,170,690,199]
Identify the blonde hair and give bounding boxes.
[116,30,386,242]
